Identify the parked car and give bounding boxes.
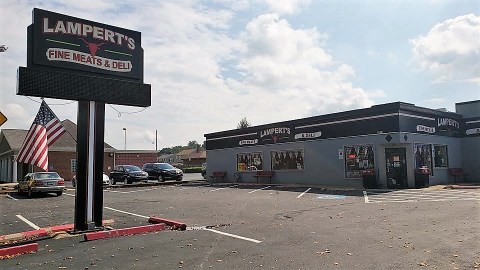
[110,165,148,184]
[72,173,110,187]
[142,163,183,181]
[201,163,207,179]
[18,172,65,197]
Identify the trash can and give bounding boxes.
[414,166,430,188]
[362,169,377,189]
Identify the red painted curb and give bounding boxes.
[0,219,115,244]
[148,216,187,231]
[0,243,38,259]
[84,223,166,241]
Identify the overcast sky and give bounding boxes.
[1,0,479,150]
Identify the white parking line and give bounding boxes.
[65,193,75,197]
[210,185,239,192]
[248,186,271,194]
[108,188,155,194]
[104,206,149,219]
[204,228,262,243]
[297,188,311,198]
[16,214,40,230]
[6,195,18,201]
[363,191,369,203]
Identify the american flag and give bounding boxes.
[16,101,66,171]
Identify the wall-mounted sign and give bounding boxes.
[416,125,435,134]
[466,128,480,135]
[437,118,460,130]
[31,8,143,81]
[295,131,322,140]
[239,139,258,146]
[260,127,291,143]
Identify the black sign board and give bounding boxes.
[31,8,143,82]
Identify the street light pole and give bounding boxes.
[123,128,126,150]
[155,129,158,152]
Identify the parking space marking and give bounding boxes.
[210,185,239,192]
[204,228,262,243]
[296,188,311,198]
[107,188,155,194]
[365,189,480,203]
[16,214,40,230]
[248,186,271,194]
[104,206,149,219]
[65,193,75,197]
[6,194,18,201]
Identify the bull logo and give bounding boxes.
[79,38,105,57]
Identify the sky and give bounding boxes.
[0,0,479,150]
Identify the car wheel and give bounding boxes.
[56,191,63,196]
[28,188,33,198]
[161,175,166,182]
[176,177,183,181]
[111,177,116,185]
[123,176,128,185]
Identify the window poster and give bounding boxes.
[237,152,263,171]
[414,143,433,175]
[271,149,304,170]
[344,144,375,178]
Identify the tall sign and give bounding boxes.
[17,8,151,231]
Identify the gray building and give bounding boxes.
[204,101,479,188]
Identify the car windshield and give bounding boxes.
[35,172,60,179]
[124,166,141,172]
[158,163,174,169]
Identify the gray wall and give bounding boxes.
[456,101,480,118]
[461,137,480,182]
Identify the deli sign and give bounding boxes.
[30,8,143,81]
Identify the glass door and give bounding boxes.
[385,148,408,189]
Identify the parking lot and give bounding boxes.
[1,176,479,269]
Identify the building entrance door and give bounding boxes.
[385,148,408,189]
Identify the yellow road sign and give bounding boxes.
[0,111,7,126]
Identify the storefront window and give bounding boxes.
[344,144,375,178]
[271,149,304,170]
[237,152,263,171]
[414,143,433,175]
[434,145,448,167]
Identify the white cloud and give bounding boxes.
[263,0,311,15]
[235,14,373,118]
[410,14,480,84]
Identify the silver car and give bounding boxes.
[18,172,65,197]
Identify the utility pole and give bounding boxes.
[155,129,158,151]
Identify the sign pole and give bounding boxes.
[75,101,105,231]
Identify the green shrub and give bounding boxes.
[183,167,202,173]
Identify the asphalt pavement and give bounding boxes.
[1,178,479,269]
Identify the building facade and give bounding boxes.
[204,101,480,188]
[114,150,158,168]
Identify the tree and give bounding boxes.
[237,117,251,129]
[188,140,199,149]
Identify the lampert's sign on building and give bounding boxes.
[31,8,143,81]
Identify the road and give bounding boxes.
[1,182,479,269]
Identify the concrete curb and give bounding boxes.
[444,185,480,189]
[148,216,187,231]
[0,219,115,245]
[84,223,166,241]
[0,243,38,259]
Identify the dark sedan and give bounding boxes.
[142,163,183,181]
[110,165,148,185]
